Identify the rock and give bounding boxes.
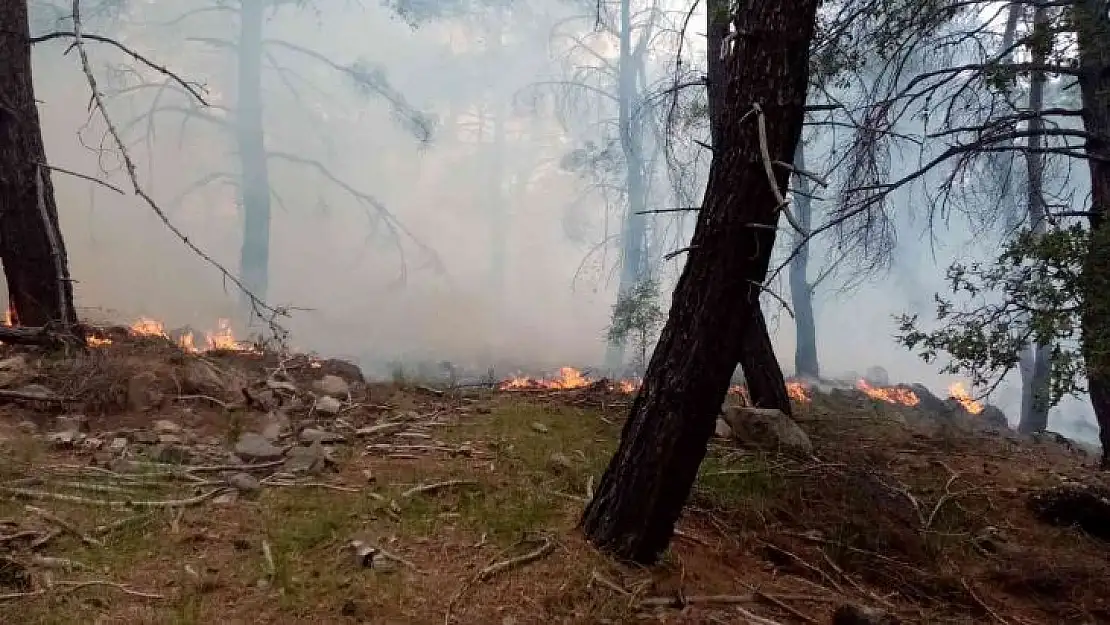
[227,472,261,493]
[260,412,289,441]
[154,420,182,434]
[16,384,55,399]
[213,491,239,506]
[108,437,128,454]
[722,406,813,456]
[314,395,342,416]
[151,444,191,464]
[46,430,80,448]
[284,441,331,474]
[832,604,900,625]
[266,379,298,393]
[531,422,550,434]
[131,430,159,445]
[54,415,87,433]
[158,434,184,445]
[181,359,226,396]
[235,433,285,462]
[318,358,365,383]
[127,372,161,412]
[313,375,350,398]
[299,428,345,444]
[547,452,573,473]
[714,418,732,438]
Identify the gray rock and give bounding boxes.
[314,395,343,415]
[259,412,290,442]
[151,444,191,464]
[714,418,732,438]
[181,359,227,396]
[722,406,813,456]
[283,441,331,474]
[108,437,128,453]
[313,375,350,398]
[158,434,184,445]
[46,431,80,448]
[299,428,345,444]
[235,433,285,462]
[16,384,54,399]
[531,422,550,434]
[213,491,239,506]
[227,472,261,493]
[153,420,182,434]
[547,452,573,473]
[266,379,298,393]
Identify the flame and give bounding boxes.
[947,382,983,414]
[500,366,592,390]
[787,381,810,402]
[124,317,252,353]
[856,379,920,406]
[2,307,11,327]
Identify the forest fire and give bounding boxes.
[856,379,920,406]
[947,382,984,414]
[124,317,251,353]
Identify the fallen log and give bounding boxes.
[0,324,95,347]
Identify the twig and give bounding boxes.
[401,480,479,499]
[261,480,360,493]
[185,460,285,474]
[34,161,125,194]
[639,594,757,608]
[753,589,819,624]
[476,536,555,581]
[962,579,1012,625]
[261,540,275,579]
[52,579,165,599]
[735,606,786,625]
[752,103,806,235]
[24,505,103,547]
[173,394,231,409]
[663,246,696,261]
[589,570,630,596]
[93,514,151,536]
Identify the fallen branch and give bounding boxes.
[0,486,229,508]
[476,536,555,581]
[639,594,757,608]
[401,480,479,499]
[25,505,103,547]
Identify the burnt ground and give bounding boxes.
[0,340,1107,624]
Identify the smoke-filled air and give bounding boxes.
[1,0,1109,622]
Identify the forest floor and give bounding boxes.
[0,338,1106,624]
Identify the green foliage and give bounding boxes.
[896,225,1089,406]
[608,279,666,372]
[380,0,514,27]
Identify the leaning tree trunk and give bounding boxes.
[740,307,793,415]
[236,0,273,317]
[580,0,819,563]
[1018,1,1053,434]
[1074,0,1110,468]
[0,0,77,328]
[790,145,819,379]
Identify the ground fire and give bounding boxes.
[947,382,984,414]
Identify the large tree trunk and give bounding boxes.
[605,0,648,372]
[580,0,819,563]
[0,0,77,328]
[1018,1,1053,434]
[790,145,819,379]
[740,307,793,415]
[1074,0,1110,468]
[236,0,273,315]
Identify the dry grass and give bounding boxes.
[0,342,1107,623]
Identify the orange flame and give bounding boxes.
[947,382,983,414]
[500,366,592,390]
[125,317,252,353]
[787,381,810,402]
[856,379,920,406]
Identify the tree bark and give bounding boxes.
[1074,0,1110,468]
[740,306,793,415]
[790,145,819,379]
[236,0,273,314]
[580,0,819,563]
[605,0,649,372]
[0,0,77,328]
[1018,1,1053,434]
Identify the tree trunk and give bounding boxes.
[1018,1,1053,434]
[580,0,819,563]
[1074,0,1110,468]
[0,0,77,328]
[740,306,792,415]
[605,0,648,372]
[236,0,273,315]
[790,145,818,379]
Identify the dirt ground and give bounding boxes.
[0,339,1107,624]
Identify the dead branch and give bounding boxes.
[477,536,555,581]
[0,485,229,508]
[68,0,288,338]
[0,389,71,404]
[638,594,757,608]
[35,161,124,195]
[752,104,806,235]
[24,505,102,547]
[401,480,479,499]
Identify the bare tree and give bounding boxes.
[580,0,820,562]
